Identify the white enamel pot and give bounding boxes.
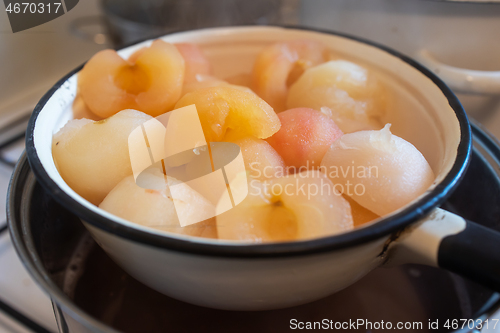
[25,26,500,311]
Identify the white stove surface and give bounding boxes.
[0,0,106,331]
[0,1,499,332]
[0,141,58,333]
[0,234,57,333]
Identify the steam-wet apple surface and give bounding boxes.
[216,171,353,242]
[173,43,212,83]
[223,132,286,181]
[79,40,185,118]
[266,107,343,170]
[100,168,217,238]
[52,110,152,205]
[52,38,437,242]
[174,85,280,142]
[252,39,331,112]
[321,124,435,216]
[287,60,386,133]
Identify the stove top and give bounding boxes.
[0,0,106,330]
[5,122,500,333]
[0,137,57,333]
[1,1,500,331]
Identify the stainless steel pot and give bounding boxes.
[91,0,292,46]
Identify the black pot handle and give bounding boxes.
[388,208,500,292]
[438,220,500,291]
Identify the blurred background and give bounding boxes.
[1,0,500,138]
[0,0,500,332]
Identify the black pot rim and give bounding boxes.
[7,155,121,333]
[25,25,471,258]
